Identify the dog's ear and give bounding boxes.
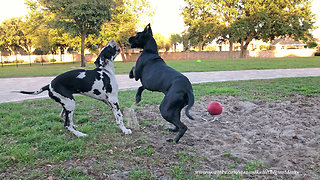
[94,56,106,68]
[144,23,153,36]
[94,47,108,68]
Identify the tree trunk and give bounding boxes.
[119,44,126,62]
[229,40,233,52]
[229,40,233,58]
[198,42,202,52]
[80,32,86,67]
[240,38,252,58]
[1,51,3,68]
[29,52,31,66]
[59,47,63,62]
[240,39,245,58]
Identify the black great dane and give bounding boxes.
[14,40,132,137]
[129,24,194,143]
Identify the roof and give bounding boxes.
[271,38,306,46]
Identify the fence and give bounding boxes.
[1,49,317,67]
[125,49,317,61]
[1,54,78,64]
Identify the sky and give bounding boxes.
[0,0,319,39]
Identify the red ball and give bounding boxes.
[207,101,222,115]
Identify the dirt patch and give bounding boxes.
[4,95,318,179]
[129,95,320,179]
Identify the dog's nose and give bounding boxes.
[109,39,117,47]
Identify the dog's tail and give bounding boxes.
[185,90,194,120]
[12,85,49,95]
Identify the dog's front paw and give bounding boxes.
[77,132,88,137]
[123,128,132,135]
[67,126,88,137]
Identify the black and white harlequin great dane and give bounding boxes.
[14,40,131,137]
[129,24,194,143]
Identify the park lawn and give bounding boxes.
[0,56,319,78]
[0,76,319,179]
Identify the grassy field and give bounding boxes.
[0,56,319,78]
[1,76,319,179]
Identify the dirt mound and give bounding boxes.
[132,95,320,179]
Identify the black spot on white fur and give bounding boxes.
[93,89,101,95]
[102,73,112,93]
[113,102,120,110]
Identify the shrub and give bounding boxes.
[50,59,56,63]
[307,41,318,48]
[12,60,24,64]
[234,45,241,51]
[314,52,320,56]
[204,46,217,51]
[35,59,48,63]
[260,45,271,50]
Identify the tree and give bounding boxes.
[170,33,182,52]
[181,31,191,51]
[307,41,317,48]
[182,0,221,51]
[0,18,26,59]
[231,0,315,57]
[40,0,114,67]
[214,0,242,52]
[22,0,46,62]
[23,0,73,62]
[0,29,8,65]
[182,0,316,57]
[153,33,170,51]
[99,0,153,61]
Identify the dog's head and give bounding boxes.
[94,40,120,68]
[128,24,153,49]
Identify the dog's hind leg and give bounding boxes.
[61,98,87,137]
[105,95,132,135]
[160,93,187,143]
[50,89,87,137]
[60,109,66,118]
[170,111,187,143]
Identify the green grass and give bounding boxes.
[0,56,319,78]
[167,56,320,73]
[217,152,267,179]
[130,167,156,179]
[0,77,319,179]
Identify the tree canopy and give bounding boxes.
[0,17,28,58]
[170,33,182,52]
[0,0,152,65]
[39,0,115,67]
[181,0,316,56]
[99,0,153,61]
[182,0,221,51]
